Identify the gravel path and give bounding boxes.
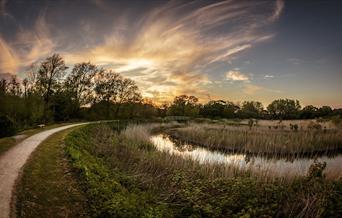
[0,123,87,218]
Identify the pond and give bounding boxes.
[150,134,342,179]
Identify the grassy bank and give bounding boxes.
[15,127,88,218]
[65,123,342,217]
[166,123,342,157]
[0,123,72,156]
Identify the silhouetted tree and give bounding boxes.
[300,105,318,119]
[238,101,263,118]
[317,106,333,117]
[35,54,67,121]
[168,95,199,117]
[8,75,21,96]
[65,62,103,107]
[267,99,301,119]
[94,70,141,118]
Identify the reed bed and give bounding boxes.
[65,122,342,217]
[166,123,342,156]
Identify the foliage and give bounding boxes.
[238,101,264,119]
[0,115,16,137]
[64,123,342,217]
[1,53,341,136]
[167,95,200,117]
[200,100,239,119]
[267,99,301,119]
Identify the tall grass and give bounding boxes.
[166,123,342,157]
[65,122,342,217]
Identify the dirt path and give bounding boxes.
[0,123,87,218]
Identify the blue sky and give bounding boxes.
[0,0,341,107]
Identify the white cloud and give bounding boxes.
[226,70,249,81]
[264,74,274,79]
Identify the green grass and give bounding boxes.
[15,127,89,218]
[0,123,72,156]
[65,123,342,217]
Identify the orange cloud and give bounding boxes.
[4,0,284,103]
[226,70,249,81]
[0,37,19,73]
[0,14,55,74]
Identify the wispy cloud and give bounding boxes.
[64,1,283,102]
[0,37,19,73]
[226,70,249,81]
[1,0,284,102]
[264,74,274,79]
[269,0,285,22]
[0,13,55,74]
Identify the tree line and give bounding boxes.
[166,95,341,119]
[1,54,341,136]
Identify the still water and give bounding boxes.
[150,134,342,179]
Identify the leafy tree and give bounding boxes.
[0,115,16,137]
[201,100,239,118]
[238,101,263,118]
[223,101,239,118]
[52,89,79,121]
[267,99,301,119]
[0,79,7,95]
[300,105,318,119]
[317,106,333,117]
[168,95,199,117]
[22,78,28,97]
[201,100,226,118]
[8,75,21,96]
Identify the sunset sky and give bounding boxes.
[0,0,341,107]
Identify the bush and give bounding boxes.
[0,115,16,138]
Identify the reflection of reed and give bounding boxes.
[166,123,342,159]
[151,134,342,179]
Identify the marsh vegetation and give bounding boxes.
[65,121,342,217]
[166,120,342,157]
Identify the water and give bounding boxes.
[150,134,342,179]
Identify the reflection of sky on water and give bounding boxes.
[150,134,342,179]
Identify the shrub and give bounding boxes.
[307,160,326,179]
[290,123,299,131]
[0,115,16,138]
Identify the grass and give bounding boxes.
[65,122,342,217]
[166,122,342,157]
[15,127,89,218]
[0,123,72,156]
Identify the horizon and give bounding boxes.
[0,0,341,108]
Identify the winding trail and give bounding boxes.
[0,123,87,218]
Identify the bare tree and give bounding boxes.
[8,75,21,96]
[94,70,142,117]
[65,62,103,106]
[22,78,28,97]
[36,54,67,120]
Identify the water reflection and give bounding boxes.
[150,134,342,179]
